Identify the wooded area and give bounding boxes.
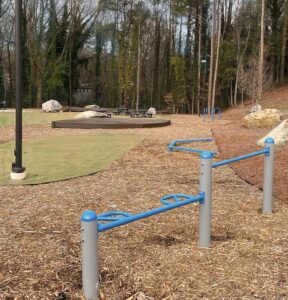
[0,0,287,113]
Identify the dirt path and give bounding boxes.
[1,115,288,299]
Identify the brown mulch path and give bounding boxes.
[213,92,288,203]
[1,114,288,299]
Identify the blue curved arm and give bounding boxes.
[97,193,205,232]
[98,211,132,222]
[168,138,216,156]
[160,194,201,205]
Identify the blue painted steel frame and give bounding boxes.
[212,148,269,168]
[203,107,221,122]
[97,193,204,233]
[168,138,270,169]
[168,138,217,155]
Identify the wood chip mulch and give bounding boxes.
[1,114,288,300]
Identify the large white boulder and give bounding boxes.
[257,119,288,146]
[42,100,62,112]
[249,104,262,114]
[147,107,157,115]
[243,109,281,128]
[74,111,108,119]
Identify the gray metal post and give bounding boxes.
[199,151,213,248]
[81,211,99,300]
[263,137,275,214]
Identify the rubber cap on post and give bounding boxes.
[265,137,275,144]
[201,151,213,159]
[81,210,97,222]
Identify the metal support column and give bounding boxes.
[199,151,213,248]
[11,0,26,179]
[263,137,275,214]
[81,211,99,300]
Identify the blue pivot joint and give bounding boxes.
[81,210,97,222]
[201,151,214,159]
[264,137,275,157]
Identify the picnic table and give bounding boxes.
[112,108,130,115]
[130,111,153,118]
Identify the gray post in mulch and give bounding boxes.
[263,137,275,214]
[199,151,213,248]
[81,211,99,300]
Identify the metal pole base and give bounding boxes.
[10,170,26,180]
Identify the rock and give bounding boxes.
[42,100,62,112]
[249,104,262,114]
[74,111,108,119]
[85,104,100,109]
[147,107,156,115]
[257,119,288,146]
[243,109,281,128]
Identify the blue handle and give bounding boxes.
[98,193,204,233]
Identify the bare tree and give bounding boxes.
[258,0,265,102]
[211,0,222,112]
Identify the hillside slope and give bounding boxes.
[213,87,288,202]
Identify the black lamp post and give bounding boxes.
[11,0,25,179]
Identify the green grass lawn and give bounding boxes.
[0,134,143,185]
[0,111,78,126]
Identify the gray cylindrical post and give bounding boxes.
[263,137,275,214]
[199,151,213,248]
[81,211,99,300]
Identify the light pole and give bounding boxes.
[11,0,26,180]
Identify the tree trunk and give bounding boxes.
[184,4,193,114]
[136,17,141,111]
[258,0,265,103]
[152,17,161,109]
[211,0,222,112]
[207,0,216,114]
[197,4,202,115]
[280,0,288,85]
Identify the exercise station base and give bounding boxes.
[10,171,27,180]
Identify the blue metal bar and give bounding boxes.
[98,193,204,233]
[171,146,215,155]
[168,138,216,155]
[212,148,269,168]
[168,138,213,150]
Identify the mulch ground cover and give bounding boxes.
[1,113,288,299]
[213,90,288,203]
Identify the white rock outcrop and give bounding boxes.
[74,111,108,119]
[257,119,288,146]
[243,109,281,128]
[42,100,62,112]
[147,107,157,115]
[249,104,262,114]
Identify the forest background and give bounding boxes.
[0,0,287,113]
